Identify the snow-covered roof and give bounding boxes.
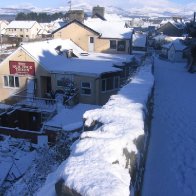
[160,21,185,30]
[20,39,133,76]
[133,33,147,47]
[6,21,38,29]
[84,18,132,39]
[37,29,50,35]
[162,39,187,51]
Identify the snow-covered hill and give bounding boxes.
[0,1,194,18]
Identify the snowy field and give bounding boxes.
[37,61,154,196]
[142,58,196,196]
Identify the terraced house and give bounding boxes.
[5,20,43,40]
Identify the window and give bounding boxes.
[56,75,74,87]
[110,40,117,49]
[26,35,29,38]
[90,37,94,43]
[117,40,126,51]
[81,82,91,95]
[3,75,19,88]
[102,76,120,92]
[20,29,22,32]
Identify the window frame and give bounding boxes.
[117,40,126,52]
[81,81,92,96]
[101,76,120,92]
[110,40,117,49]
[3,75,20,88]
[89,37,94,44]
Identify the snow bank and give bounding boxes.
[37,62,154,196]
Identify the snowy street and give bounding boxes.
[142,58,196,196]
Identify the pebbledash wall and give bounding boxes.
[53,21,131,54]
[0,48,120,105]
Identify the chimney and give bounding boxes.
[194,12,196,22]
[65,10,84,23]
[66,49,73,58]
[92,6,105,19]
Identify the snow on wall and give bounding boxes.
[37,61,154,196]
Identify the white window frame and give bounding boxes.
[81,82,92,96]
[101,76,120,92]
[3,75,20,88]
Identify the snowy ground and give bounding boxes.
[142,58,196,196]
[45,104,99,131]
[0,104,99,195]
[37,61,154,196]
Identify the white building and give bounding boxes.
[5,21,43,40]
[161,39,187,62]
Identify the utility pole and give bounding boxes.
[68,0,72,11]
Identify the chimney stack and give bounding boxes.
[92,6,105,19]
[65,10,84,23]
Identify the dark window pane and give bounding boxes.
[90,37,94,43]
[4,76,8,86]
[9,76,14,87]
[110,40,117,49]
[102,79,106,91]
[81,88,91,95]
[117,41,126,51]
[106,78,113,91]
[82,82,90,88]
[114,77,119,89]
[15,77,19,87]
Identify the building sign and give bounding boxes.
[9,61,35,76]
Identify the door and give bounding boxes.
[27,77,36,97]
[88,36,95,52]
[40,76,51,97]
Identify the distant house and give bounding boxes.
[157,21,184,37]
[161,39,187,62]
[0,39,135,105]
[52,19,133,54]
[0,20,9,34]
[132,32,147,52]
[5,21,43,40]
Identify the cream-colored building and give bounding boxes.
[0,39,134,105]
[5,21,43,40]
[53,19,133,54]
[0,20,9,34]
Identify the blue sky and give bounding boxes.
[0,0,193,8]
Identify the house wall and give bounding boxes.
[0,21,8,31]
[53,22,96,51]
[0,48,50,101]
[0,48,120,105]
[51,73,119,105]
[167,45,187,62]
[53,22,130,54]
[5,22,42,40]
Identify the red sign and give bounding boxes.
[9,61,35,76]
